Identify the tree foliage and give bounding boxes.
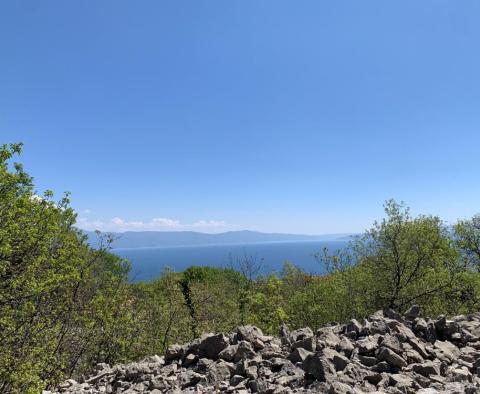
[455,215,480,270]
[0,144,132,393]
[354,200,460,313]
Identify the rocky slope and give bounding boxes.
[50,306,480,393]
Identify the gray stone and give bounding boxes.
[327,381,355,393]
[336,336,354,357]
[54,310,480,394]
[433,340,461,362]
[357,337,378,355]
[410,361,441,377]
[165,344,184,361]
[448,367,472,383]
[289,327,313,342]
[198,333,229,359]
[291,335,316,352]
[303,353,336,382]
[377,346,407,368]
[178,370,203,388]
[322,348,349,371]
[346,319,362,338]
[234,340,256,362]
[237,325,265,345]
[369,319,389,335]
[414,318,428,332]
[357,355,378,367]
[404,305,421,320]
[381,333,403,354]
[206,360,233,383]
[218,344,238,361]
[390,373,413,389]
[288,347,312,363]
[317,327,342,348]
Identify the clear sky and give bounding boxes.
[1,1,479,234]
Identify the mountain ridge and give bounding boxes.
[84,229,355,249]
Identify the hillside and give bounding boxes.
[51,306,480,393]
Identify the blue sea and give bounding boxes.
[113,240,350,282]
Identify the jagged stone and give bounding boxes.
[317,327,341,348]
[414,317,428,333]
[433,340,461,362]
[218,344,238,361]
[287,347,312,363]
[402,345,424,364]
[165,343,184,361]
[336,336,354,357]
[447,366,472,383]
[345,319,362,338]
[369,319,389,335]
[178,369,204,388]
[416,389,438,394]
[234,341,256,362]
[364,371,383,385]
[385,308,404,321]
[289,327,313,343]
[371,360,390,372]
[356,337,378,355]
[54,308,480,394]
[357,354,378,367]
[291,335,316,352]
[381,333,403,354]
[237,326,266,345]
[389,373,414,389]
[206,360,233,383]
[409,361,441,377]
[377,346,407,368]
[322,348,349,371]
[303,352,336,382]
[198,333,229,359]
[247,377,270,393]
[230,374,245,386]
[405,305,421,320]
[244,365,258,380]
[327,381,355,393]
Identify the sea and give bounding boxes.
[113,240,351,282]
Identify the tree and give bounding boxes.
[131,268,190,358]
[63,248,135,375]
[0,143,87,391]
[0,144,133,392]
[355,200,459,314]
[249,274,288,334]
[230,252,263,325]
[455,214,480,270]
[179,266,244,338]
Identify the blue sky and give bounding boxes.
[1,1,480,234]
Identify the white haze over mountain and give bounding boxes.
[77,216,231,233]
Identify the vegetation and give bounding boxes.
[1,143,480,392]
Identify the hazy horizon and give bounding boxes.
[83,228,356,236]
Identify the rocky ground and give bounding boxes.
[49,306,480,393]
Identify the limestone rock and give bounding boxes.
[198,333,229,359]
[53,308,480,394]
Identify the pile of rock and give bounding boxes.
[51,306,480,393]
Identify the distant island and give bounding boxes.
[85,229,355,249]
